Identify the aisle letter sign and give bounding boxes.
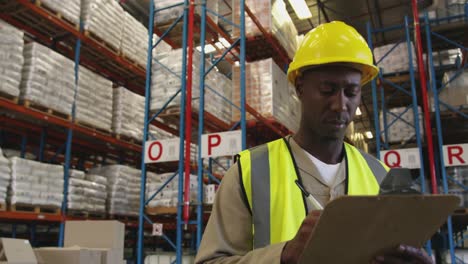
[145,138,180,163]
[380,148,421,169]
[443,143,468,167]
[202,130,242,158]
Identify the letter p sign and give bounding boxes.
[202,131,242,158]
[208,134,221,156]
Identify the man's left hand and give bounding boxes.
[372,245,434,264]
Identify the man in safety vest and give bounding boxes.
[196,21,433,264]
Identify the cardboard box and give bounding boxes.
[0,238,37,264]
[92,248,123,264]
[204,185,217,205]
[34,247,101,264]
[64,220,125,251]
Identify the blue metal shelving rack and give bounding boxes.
[137,1,246,263]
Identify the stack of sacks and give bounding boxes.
[20,42,75,115]
[233,0,298,58]
[67,170,107,213]
[146,173,198,208]
[425,48,461,68]
[8,158,63,208]
[81,0,125,50]
[112,87,144,140]
[152,34,172,56]
[149,125,175,140]
[151,49,232,123]
[120,12,148,66]
[0,20,24,97]
[153,0,218,25]
[232,58,300,133]
[76,66,113,131]
[0,148,10,205]
[40,0,80,25]
[439,69,468,110]
[379,106,424,144]
[373,42,418,74]
[89,165,141,216]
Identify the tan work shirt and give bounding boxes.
[195,137,347,264]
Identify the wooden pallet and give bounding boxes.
[84,30,120,54]
[145,206,178,216]
[0,91,19,104]
[33,0,79,30]
[22,99,72,121]
[108,214,138,221]
[9,203,60,215]
[114,133,138,143]
[68,210,107,219]
[75,120,112,135]
[121,53,145,68]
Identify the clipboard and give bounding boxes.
[298,195,460,264]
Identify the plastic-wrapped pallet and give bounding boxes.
[149,125,175,140]
[373,42,418,74]
[0,148,11,205]
[81,0,125,50]
[8,157,64,208]
[76,66,113,131]
[67,170,107,213]
[146,173,198,208]
[89,165,141,216]
[379,106,424,144]
[202,69,233,124]
[232,0,298,58]
[112,87,145,140]
[153,0,218,26]
[20,42,75,115]
[203,157,232,176]
[121,12,147,66]
[0,20,24,98]
[439,69,468,110]
[40,0,80,25]
[232,58,300,133]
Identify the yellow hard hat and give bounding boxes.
[287,21,379,86]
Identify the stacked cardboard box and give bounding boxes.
[76,66,113,131]
[20,42,75,115]
[439,69,468,110]
[8,157,63,208]
[232,58,301,133]
[146,173,198,208]
[68,170,107,213]
[40,0,80,25]
[233,0,298,58]
[89,165,141,216]
[379,106,424,144]
[0,20,24,98]
[0,148,10,205]
[373,42,418,74]
[81,0,125,51]
[0,238,38,264]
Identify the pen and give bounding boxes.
[295,180,324,210]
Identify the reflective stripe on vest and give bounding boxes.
[238,138,389,249]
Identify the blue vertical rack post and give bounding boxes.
[366,17,427,192]
[195,0,246,250]
[424,5,468,262]
[137,1,190,264]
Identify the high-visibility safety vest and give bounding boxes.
[238,138,388,249]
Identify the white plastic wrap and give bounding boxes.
[112,87,145,140]
[438,69,468,110]
[373,42,418,74]
[153,0,218,26]
[0,148,10,204]
[67,170,107,212]
[89,165,141,215]
[40,0,80,25]
[20,42,75,115]
[0,20,24,97]
[151,49,232,124]
[379,106,424,144]
[146,173,198,207]
[8,157,64,208]
[120,12,148,66]
[233,0,298,58]
[76,66,113,131]
[81,0,125,50]
[232,58,300,133]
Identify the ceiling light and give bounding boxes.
[365,131,373,139]
[356,107,362,116]
[288,0,312,20]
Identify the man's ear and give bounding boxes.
[295,76,304,97]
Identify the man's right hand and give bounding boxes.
[281,211,321,264]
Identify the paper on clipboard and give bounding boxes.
[298,195,460,264]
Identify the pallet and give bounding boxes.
[114,133,138,143]
[22,99,72,121]
[9,203,60,215]
[120,53,145,68]
[0,91,19,104]
[75,120,112,135]
[145,206,178,216]
[68,210,107,219]
[108,214,138,221]
[33,0,79,30]
[84,30,120,54]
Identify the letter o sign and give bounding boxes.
[148,141,163,161]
